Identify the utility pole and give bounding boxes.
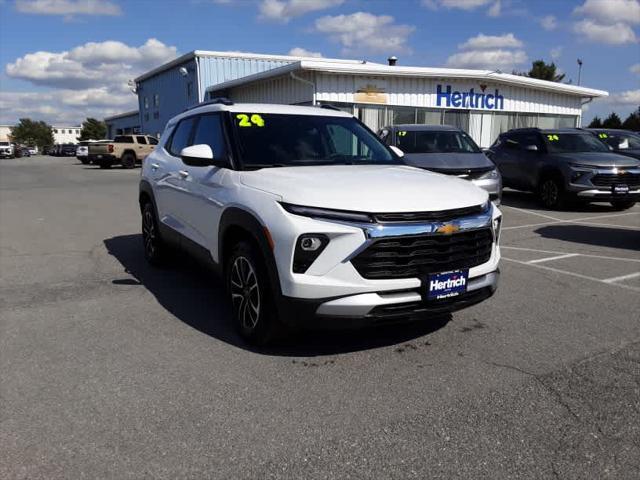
[577,59,583,85]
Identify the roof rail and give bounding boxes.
[183,97,233,113]
[319,104,341,111]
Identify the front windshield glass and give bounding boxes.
[544,132,609,153]
[232,112,398,168]
[603,132,640,150]
[396,130,481,154]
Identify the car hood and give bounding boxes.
[614,149,640,161]
[551,151,640,167]
[403,152,495,171]
[239,165,488,212]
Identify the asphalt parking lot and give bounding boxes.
[1,155,639,479]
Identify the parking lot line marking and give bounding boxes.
[502,246,640,263]
[602,272,640,284]
[502,211,640,231]
[502,257,640,292]
[527,253,580,264]
[501,205,562,221]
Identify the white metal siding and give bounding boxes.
[225,73,314,105]
[314,75,583,116]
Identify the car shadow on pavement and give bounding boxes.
[500,190,615,213]
[535,225,640,251]
[103,234,450,357]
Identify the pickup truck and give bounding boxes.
[89,135,158,169]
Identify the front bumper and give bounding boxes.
[279,270,499,328]
[567,165,640,201]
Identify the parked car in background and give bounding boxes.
[60,144,77,157]
[16,146,31,157]
[42,145,53,155]
[0,141,14,158]
[587,129,640,161]
[379,124,502,204]
[28,146,37,155]
[139,102,501,344]
[487,128,640,210]
[90,134,158,169]
[75,140,99,164]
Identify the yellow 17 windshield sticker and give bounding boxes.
[236,114,265,127]
[547,134,560,141]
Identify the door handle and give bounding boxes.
[179,170,189,178]
[151,163,159,170]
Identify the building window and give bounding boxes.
[53,129,58,134]
[144,97,149,109]
[144,113,149,121]
[187,81,193,99]
[153,112,159,119]
[154,94,159,107]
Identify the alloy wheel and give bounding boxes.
[541,180,559,207]
[142,208,156,258]
[230,256,261,330]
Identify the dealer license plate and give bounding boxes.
[612,184,629,195]
[427,270,468,300]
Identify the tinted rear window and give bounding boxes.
[114,136,133,143]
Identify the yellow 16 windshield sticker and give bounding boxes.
[547,134,560,141]
[236,114,265,127]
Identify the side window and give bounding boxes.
[168,117,196,157]
[149,137,159,145]
[136,136,147,144]
[378,129,390,144]
[518,133,542,150]
[191,114,227,158]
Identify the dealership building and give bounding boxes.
[124,50,608,147]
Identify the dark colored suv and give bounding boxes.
[587,129,640,161]
[487,128,639,210]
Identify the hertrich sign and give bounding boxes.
[436,84,505,110]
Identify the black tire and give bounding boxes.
[122,152,136,169]
[98,159,111,169]
[610,200,636,210]
[226,241,282,346]
[141,202,167,266]
[80,158,89,165]
[538,176,566,209]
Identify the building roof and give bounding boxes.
[104,110,140,122]
[134,50,373,83]
[208,60,609,98]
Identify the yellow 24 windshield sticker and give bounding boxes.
[547,134,560,141]
[236,114,265,127]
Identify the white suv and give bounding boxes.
[139,101,502,344]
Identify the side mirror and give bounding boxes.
[524,144,538,152]
[180,144,226,167]
[389,145,404,158]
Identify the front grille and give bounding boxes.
[591,173,640,188]
[373,204,485,223]
[351,228,493,280]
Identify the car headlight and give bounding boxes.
[478,168,500,180]
[280,203,374,223]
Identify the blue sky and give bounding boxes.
[0,0,638,125]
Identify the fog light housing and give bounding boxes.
[493,216,502,244]
[293,234,329,273]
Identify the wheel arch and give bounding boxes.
[219,207,282,296]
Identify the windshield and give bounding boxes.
[0,142,9,146]
[601,132,640,150]
[544,132,609,153]
[232,112,398,168]
[396,129,481,154]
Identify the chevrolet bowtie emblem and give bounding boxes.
[436,224,460,235]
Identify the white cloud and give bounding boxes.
[446,49,527,69]
[288,47,323,58]
[574,0,640,25]
[573,19,637,44]
[458,33,523,50]
[314,12,415,54]
[540,15,557,31]
[550,46,563,60]
[3,38,178,124]
[422,0,500,15]
[15,0,121,16]
[259,0,343,22]
[630,63,640,74]
[608,89,640,105]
